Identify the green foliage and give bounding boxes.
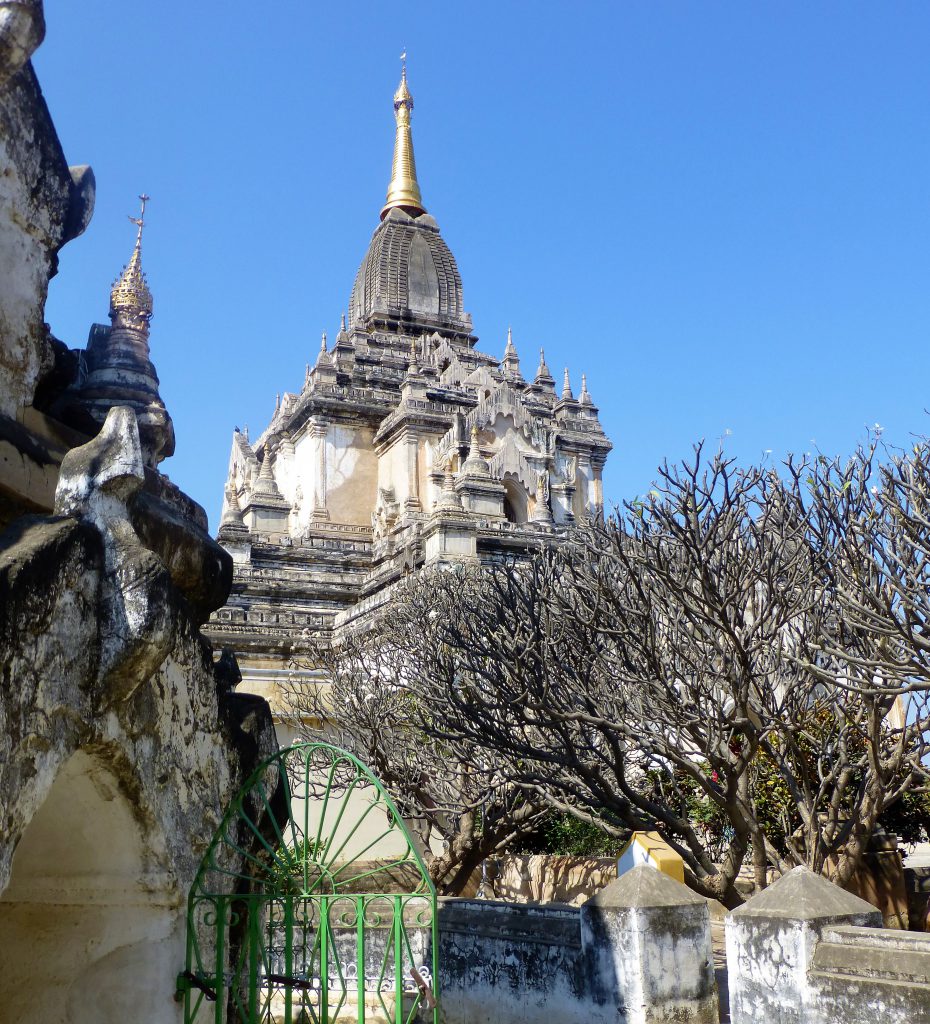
[513,811,628,857]
[263,837,325,895]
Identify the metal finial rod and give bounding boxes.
[128,193,150,245]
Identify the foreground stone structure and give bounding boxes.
[435,865,717,1024]
[0,7,276,1021]
[726,866,930,1024]
[434,864,930,1024]
[205,62,612,694]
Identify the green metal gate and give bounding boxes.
[177,742,439,1024]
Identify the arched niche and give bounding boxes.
[0,749,180,1024]
[503,475,530,525]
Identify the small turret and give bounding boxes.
[217,483,249,542]
[534,347,555,390]
[66,194,174,467]
[579,373,593,407]
[502,326,522,378]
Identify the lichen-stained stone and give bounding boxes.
[0,409,277,1021]
[0,0,45,87]
[725,866,882,1024]
[0,54,94,418]
[0,7,277,1019]
[581,865,719,1024]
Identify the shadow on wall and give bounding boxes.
[0,749,183,1024]
[436,866,720,1024]
[476,854,617,906]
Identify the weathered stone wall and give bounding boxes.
[0,409,278,1023]
[437,898,605,1024]
[0,2,94,421]
[726,865,930,1024]
[436,867,718,1024]
[0,8,278,1020]
[480,853,617,905]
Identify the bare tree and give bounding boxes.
[281,632,549,896]
[780,441,930,886]
[374,444,930,905]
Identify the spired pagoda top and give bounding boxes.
[381,58,425,219]
[350,64,469,336]
[209,59,612,650]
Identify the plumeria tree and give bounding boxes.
[363,443,930,905]
[281,631,548,897]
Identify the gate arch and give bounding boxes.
[178,742,439,1024]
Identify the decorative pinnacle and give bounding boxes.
[381,54,425,218]
[340,312,347,332]
[219,482,248,536]
[110,193,153,324]
[535,347,553,383]
[321,331,327,353]
[225,483,242,513]
[406,335,424,379]
[436,456,464,511]
[562,367,573,399]
[254,444,282,497]
[580,373,593,405]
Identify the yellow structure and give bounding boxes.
[617,831,685,884]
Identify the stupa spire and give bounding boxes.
[381,53,426,219]
[109,193,153,329]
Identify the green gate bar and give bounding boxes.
[177,742,440,1024]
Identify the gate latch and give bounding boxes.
[175,971,218,1003]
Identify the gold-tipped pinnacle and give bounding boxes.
[381,55,425,218]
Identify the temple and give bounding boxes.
[205,63,612,680]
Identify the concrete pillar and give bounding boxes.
[726,866,882,1024]
[580,864,718,1024]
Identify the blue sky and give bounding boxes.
[36,2,930,526]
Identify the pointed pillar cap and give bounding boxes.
[729,865,881,921]
[587,864,705,910]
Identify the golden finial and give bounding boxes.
[110,193,153,326]
[381,53,425,219]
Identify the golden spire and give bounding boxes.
[110,194,153,326]
[381,53,426,219]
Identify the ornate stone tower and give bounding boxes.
[62,196,175,467]
[205,64,612,684]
